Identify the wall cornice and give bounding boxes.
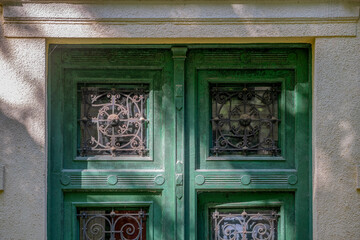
[2,2,359,38]
[1,0,360,3]
[4,17,358,25]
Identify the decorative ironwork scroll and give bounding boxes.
[210,84,281,156]
[79,86,149,157]
[77,209,147,240]
[212,209,279,240]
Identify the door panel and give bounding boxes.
[64,193,159,240]
[63,69,164,169]
[185,47,311,240]
[48,47,176,240]
[197,192,295,240]
[196,69,295,170]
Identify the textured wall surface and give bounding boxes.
[0,25,46,239]
[313,35,360,239]
[0,1,359,239]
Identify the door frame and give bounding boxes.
[47,44,312,240]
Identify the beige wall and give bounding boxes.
[313,36,360,239]
[0,1,359,239]
[0,30,46,238]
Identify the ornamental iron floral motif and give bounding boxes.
[80,86,149,157]
[211,84,281,156]
[78,209,147,240]
[212,209,279,240]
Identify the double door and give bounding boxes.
[48,45,311,239]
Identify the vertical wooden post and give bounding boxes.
[172,47,187,240]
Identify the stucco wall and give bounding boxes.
[0,1,359,239]
[0,29,46,239]
[313,36,360,239]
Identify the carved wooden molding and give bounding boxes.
[195,174,298,186]
[60,173,165,189]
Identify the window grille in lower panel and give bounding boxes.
[77,208,147,240]
[211,208,279,240]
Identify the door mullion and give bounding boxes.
[172,47,188,240]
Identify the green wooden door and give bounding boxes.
[185,46,311,240]
[48,45,311,240]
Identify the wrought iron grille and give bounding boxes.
[77,209,147,240]
[211,209,279,240]
[210,84,281,156]
[79,85,149,157]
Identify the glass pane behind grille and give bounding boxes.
[78,208,147,240]
[210,84,281,156]
[79,85,149,157]
[211,208,279,240]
